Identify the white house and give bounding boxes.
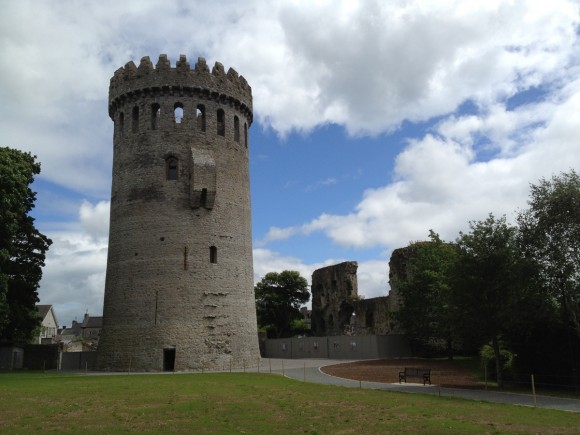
[35,305,59,344]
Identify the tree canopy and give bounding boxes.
[517,170,580,339]
[0,147,52,342]
[393,230,459,356]
[255,270,310,338]
[453,214,527,386]
[393,170,580,384]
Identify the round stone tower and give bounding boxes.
[97,54,259,371]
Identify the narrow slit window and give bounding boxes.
[197,105,206,132]
[210,246,217,264]
[118,112,124,136]
[244,123,248,148]
[166,157,178,180]
[151,104,161,130]
[200,188,208,207]
[174,102,184,124]
[217,109,225,136]
[234,116,240,142]
[132,106,139,133]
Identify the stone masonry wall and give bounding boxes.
[311,261,399,336]
[311,262,358,336]
[97,54,259,371]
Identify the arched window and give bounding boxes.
[244,123,248,148]
[209,246,217,264]
[234,116,240,142]
[166,157,178,180]
[174,102,184,124]
[196,105,206,132]
[151,103,161,130]
[132,106,139,133]
[217,109,225,136]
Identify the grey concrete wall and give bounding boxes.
[61,352,98,370]
[264,335,412,359]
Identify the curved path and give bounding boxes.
[250,358,580,412]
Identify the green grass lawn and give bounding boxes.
[0,371,578,434]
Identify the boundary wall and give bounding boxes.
[264,335,412,360]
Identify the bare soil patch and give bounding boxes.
[321,358,482,388]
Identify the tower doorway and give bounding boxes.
[163,348,176,371]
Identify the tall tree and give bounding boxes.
[517,170,580,340]
[393,230,459,357]
[0,147,52,342]
[255,270,310,338]
[454,214,526,387]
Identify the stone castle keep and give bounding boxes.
[97,54,260,371]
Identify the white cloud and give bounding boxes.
[260,73,580,250]
[231,0,579,136]
[2,0,578,195]
[358,259,391,299]
[38,200,110,327]
[38,230,108,328]
[79,200,110,241]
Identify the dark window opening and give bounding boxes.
[197,105,206,132]
[365,309,374,328]
[174,102,184,124]
[163,348,175,371]
[217,109,225,136]
[200,188,208,207]
[132,106,139,133]
[234,116,240,142]
[210,246,217,264]
[166,157,178,180]
[244,123,248,148]
[151,103,161,130]
[119,112,124,136]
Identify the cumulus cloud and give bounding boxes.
[259,73,580,250]
[38,230,108,328]
[2,0,578,194]
[79,200,110,241]
[37,200,109,326]
[229,0,578,136]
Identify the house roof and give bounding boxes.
[36,304,59,327]
[59,324,82,340]
[82,316,103,328]
[36,305,52,319]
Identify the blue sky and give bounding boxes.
[1,0,580,327]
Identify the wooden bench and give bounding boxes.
[399,367,431,385]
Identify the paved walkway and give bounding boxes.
[247,358,580,412]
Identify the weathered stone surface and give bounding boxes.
[387,247,411,313]
[311,260,400,337]
[311,262,358,336]
[97,54,259,372]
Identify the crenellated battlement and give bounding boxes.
[109,54,252,122]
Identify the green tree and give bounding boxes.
[453,214,526,387]
[0,147,52,342]
[517,170,580,339]
[393,230,459,357]
[255,270,310,338]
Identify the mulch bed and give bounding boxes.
[321,358,483,389]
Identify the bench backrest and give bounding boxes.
[405,367,430,375]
